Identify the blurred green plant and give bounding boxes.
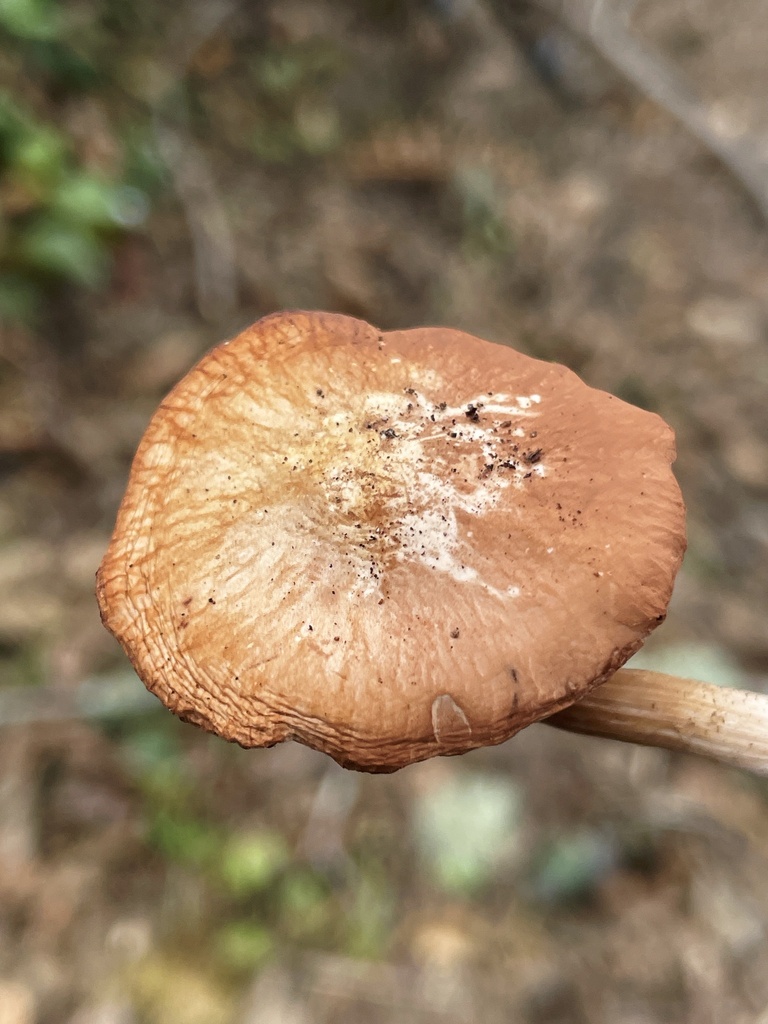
[149,809,223,869]
[277,867,334,941]
[219,829,291,898]
[0,0,59,41]
[412,771,523,894]
[247,39,346,164]
[118,720,385,975]
[214,920,274,973]
[529,828,618,905]
[0,95,152,317]
[0,637,45,689]
[120,720,190,801]
[118,721,223,868]
[343,863,395,959]
[453,166,514,260]
[0,1,156,323]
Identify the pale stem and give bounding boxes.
[544,668,768,776]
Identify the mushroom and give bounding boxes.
[546,668,768,775]
[97,311,768,774]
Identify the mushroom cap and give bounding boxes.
[97,311,686,772]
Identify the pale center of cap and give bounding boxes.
[273,384,545,598]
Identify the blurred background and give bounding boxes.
[1,0,768,1021]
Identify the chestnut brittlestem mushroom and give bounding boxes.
[545,668,768,775]
[97,310,768,778]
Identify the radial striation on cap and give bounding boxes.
[97,311,686,771]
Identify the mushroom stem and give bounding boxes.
[544,668,768,776]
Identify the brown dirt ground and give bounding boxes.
[1,1,768,1022]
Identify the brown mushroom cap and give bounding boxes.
[97,311,686,772]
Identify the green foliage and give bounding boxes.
[19,215,107,286]
[119,722,357,968]
[0,0,59,41]
[119,722,222,868]
[413,772,523,894]
[0,637,46,688]
[52,174,147,229]
[277,868,333,940]
[246,39,345,164]
[0,100,152,310]
[453,166,514,260]
[149,809,222,869]
[343,865,394,958]
[253,39,346,102]
[0,5,155,323]
[0,272,39,321]
[219,830,290,898]
[120,720,188,793]
[214,921,274,972]
[122,124,168,194]
[530,829,618,905]
[10,125,68,185]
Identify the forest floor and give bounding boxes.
[1,1,768,1022]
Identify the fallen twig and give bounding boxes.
[487,0,768,223]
